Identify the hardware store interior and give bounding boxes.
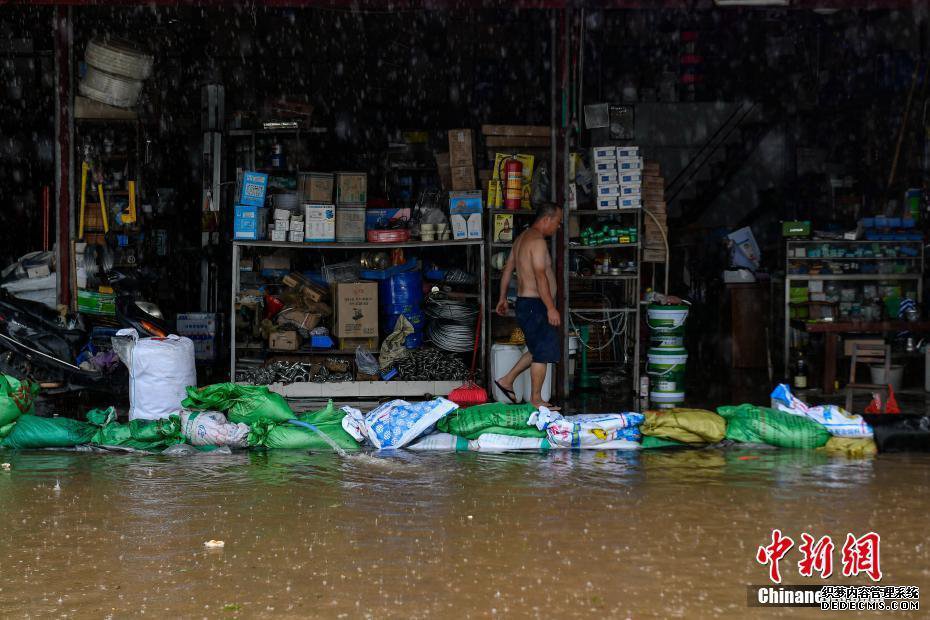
[4,2,930,420]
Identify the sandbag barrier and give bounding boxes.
[0,379,923,455]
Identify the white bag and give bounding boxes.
[770,384,873,438]
[364,398,458,449]
[528,409,645,448]
[180,410,249,448]
[114,329,197,421]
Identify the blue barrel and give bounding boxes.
[379,270,422,307]
[404,331,424,349]
[383,308,424,334]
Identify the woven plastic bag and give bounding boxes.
[2,414,97,449]
[528,409,644,448]
[436,402,545,439]
[88,407,183,451]
[180,410,249,448]
[0,374,39,426]
[770,384,873,438]
[641,408,726,444]
[718,404,830,449]
[819,437,878,458]
[182,383,294,425]
[348,397,458,449]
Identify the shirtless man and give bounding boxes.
[494,202,563,409]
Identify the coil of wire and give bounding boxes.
[424,296,478,353]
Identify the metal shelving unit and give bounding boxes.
[231,239,487,399]
[562,207,643,399]
[783,239,925,376]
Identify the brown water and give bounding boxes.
[0,447,927,618]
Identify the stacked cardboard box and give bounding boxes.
[642,161,667,263]
[448,129,476,190]
[592,146,644,210]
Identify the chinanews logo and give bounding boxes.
[747,530,920,611]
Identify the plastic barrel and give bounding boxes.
[491,344,527,403]
[650,391,685,409]
[647,347,687,397]
[647,304,689,349]
[380,271,423,307]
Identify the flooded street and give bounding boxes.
[0,448,927,618]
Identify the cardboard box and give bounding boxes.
[270,228,287,242]
[449,191,483,240]
[304,204,336,241]
[26,264,50,279]
[844,338,885,357]
[451,165,476,190]
[620,173,642,184]
[619,197,642,209]
[493,214,514,243]
[333,282,378,338]
[597,172,619,185]
[298,172,334,203]
[597,197,618,210]
[618,158,643,171]
[594,160,617,173]
[481,124,549,137]
[616,147,640,158]
[339,336,379,352]
[273,208,291,221]
[335,172,367,204]
[644,161,661,176]
[592,146,617,160]
[239,171,268,206]
[366,207,411,230]
[269,330,300,352]
[448,129,475,167]
[260,254,291,273]
[288,229,304,243]
[234,204,267,240]
[282,272,327,303]
[336,206,366,242]
[597,184,621,197]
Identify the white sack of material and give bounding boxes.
[114,329,197,421]
[180,410,249,448]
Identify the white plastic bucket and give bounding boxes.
[491,344,527,403]
[650,391,685,409]
[519,348,553,404]
[870,365,904,392]
[647,348,688,394]
[647,305,689,349]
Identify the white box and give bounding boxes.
[466,213,482,239]
[619,197,642,209]
[451,213,483,240]
[597,183,621,197]
[621,185,642,197]
[304,204,336,242]
[597,172,619,185]
[595,160,617,173]
[288,229,303,243]
[273,208,291,221]
[618,157,643,171]
[271,228,287,242]
[597,197,618,210]
[274,218,290,231]
[616,147,640,158]
[592,146,617,160]
[620,173,642,184]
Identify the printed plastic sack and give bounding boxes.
[1,414,97,449]
[180,410,249,448]
[354,397,458,449]
[0,374,39,426]
[641,408,726,444]
[406,432,471,451]
[717,404,830,449]
[88,407,183,451]
[819,437,877,458]
[436,402,545,439]
[770,384,873,438]
[182,383,294,425]
[113,329,196,421]
[528,409,644,448]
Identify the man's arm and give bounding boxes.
[496,249,516,315]
[531,238,560,327]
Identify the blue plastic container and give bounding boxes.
[380,270,423,307]
[383,309,425,333]
[404,332,424,349]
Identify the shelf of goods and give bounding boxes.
[231,240,486,399]
[782,239,925,376]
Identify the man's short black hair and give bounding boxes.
[535,202,562,221]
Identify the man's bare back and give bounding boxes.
[512,229,557,298]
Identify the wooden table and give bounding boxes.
[791,320,930,394]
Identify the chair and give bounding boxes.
[845,342,891,413]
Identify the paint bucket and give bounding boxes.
[650,391,685,409]
[647,347,688,395]
[647,304,689,348]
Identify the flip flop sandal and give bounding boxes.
[494,380,520,404]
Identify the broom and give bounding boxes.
[448,305,488,408]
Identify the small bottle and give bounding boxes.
[793,351,809,390]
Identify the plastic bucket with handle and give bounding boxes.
[647,305,689,348]
[647,348,688,395]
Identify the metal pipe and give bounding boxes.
[54,6,73,309]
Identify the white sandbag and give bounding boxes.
[180,410,249,448]
[770,384,873,438]
[364,397,458,449]
[114,329,197,421]
[406,432,470,451]
[528,409,645,448]
[470,433,550,452]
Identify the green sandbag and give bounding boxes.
[182,383,294,425]
[0,422,14,439]
[0,374,39,426]
[641,408,726,444]
[88,407,183,451]
[1,414,97,449]
[296,400,361,449]
[718,404,830,449]
[249,420,360,451]
[436,402,545,439]
[641,435,690,449]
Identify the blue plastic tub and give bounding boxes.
[380,270,423,306]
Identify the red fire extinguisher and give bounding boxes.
[503,156,523,211]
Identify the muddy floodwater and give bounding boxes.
[0,448,927,618]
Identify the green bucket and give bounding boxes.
[647,347,688,395]
[650,391,685,409]
[647,305,689,349]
